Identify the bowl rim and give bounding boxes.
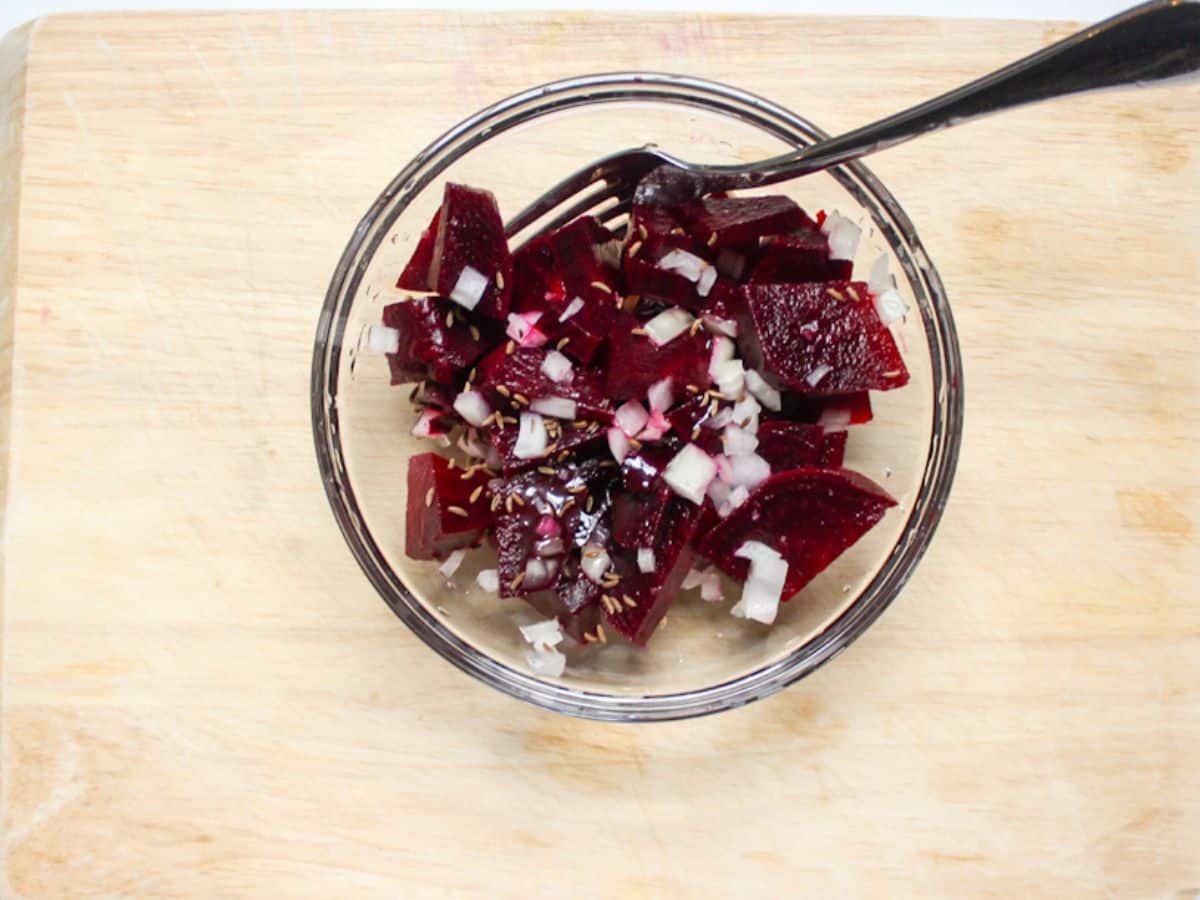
[312,72,964,722]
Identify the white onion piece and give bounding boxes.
[530,396,577,420]
[506,311,548,348]
[581,544,611,583]
[805,364,834,388]
[366,324,400,354]
[536,536,565,557]
[647,377,674,413]
[476,568,499,593]
[438,549,466,577]
[452,389,492,427]
[643,307,694,347]
[681,568,705,591]
[728,452,771,490]
[411,408,447,439]
[697,264,717,298]
[639,409,671,441]
[731,394,762,432]
[520,617,565,648]
[664,443,718,506]
[525,646,566,677]
[524,556,559,590]
[709,335,736,374]
[607,427,632,463]
[559,296,585,322]
[818,403,852,433]
[712,358,746,400]
[614,400,650,437]
[450,265,488,310]
[540,350,574,384]
[702,315,738,338]
[723,424,759,456]
[744,370,782,412]
[708,406,735,430]
[868,253,893,295]
[699,570,725,603]
[657,248,707,282]
[521,618,567,676]
[513,412,548,459]
[874,288,909,326]
[637,548,656,573]
[728,485,750,510]
[731,541,788,625]
[821,211,862,262]
[716,248,746,280]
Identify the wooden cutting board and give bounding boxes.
[1,11,1196,898]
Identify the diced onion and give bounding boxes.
[639,409,670,441]
[411,408,447,439]
[536,536,565,557]
[821,211,862,262]
[520,617,565,648]
[643,307,694,347]
[559,296,585,322]
[476,568,499,592]
[366,324,400,354]
[664,443,718,506]
[506,311,548,348]
[709,335,736,374]
[513,412,548,459]
[730,394,762,432]
[712,358,746,400]
[702,316,738,338]
[524,556,558,589]
[525,646,566,677]
[521,618,567,676]
[699,570,725,602]
[647,377,674,413]
[727,485,750,510]
[530,396,577,420]
[728,453,771,490]
[450,265,489,310]
[581,544,611,583]
[657,248,707,282]
[874,288,909,326]
[723,424,759,456]
[637,548,656,573]
[615,400,650,437]
[805,364,834,387]
[541,350,574,384]
[607,426,632,463]
[731,540,788,625]
[868,253,893,295]
[457,429,489,460]
[818,403,852,433]
[438,549,466,577]
[535,515,560,538]
[697,264,717,297]
[744,370,782,412]
[452,389,492,427]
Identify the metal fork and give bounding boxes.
[505,0,1200,240]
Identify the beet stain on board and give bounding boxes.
[376,180,908,660]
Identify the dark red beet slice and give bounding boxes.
[755,421,826,470]
[684,195,813,249]
[818,431,848,467]
[430,183,513,320]
[525,566,603,642]
[511,216,620,317]
[604,319,710,403]
[382,298,495,385]
[736,282,909,394]
[405,452,492,560]
[697,468,896,598]
[780,391,874,427]
[396,208,441,292]
[612,484,672,550]
[749,231,852,283]
[475,345,611,424]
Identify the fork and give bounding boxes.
[505,0,1200,240]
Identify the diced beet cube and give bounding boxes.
[628,203,698,248]
[405,452,492,560]
[697,468,896,598]
[525,563,604,643]
[511,216,620,318]
[749,231,852,283]
[544,300,630,366]
[382,298,494,385]
[475,345,611,423]
[396,208,441,292]
[755,421,826,470]
[612,484,672,550]
[604,319,711,403]
[684,195,814,248]
[412,380,456,411]
[430,183,513,320]
[818,430,848,467]
[735,282,909,394]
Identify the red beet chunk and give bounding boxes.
[429,183,513,320]
[488,420,605,473]
[405,453,492,560]
[612,484,672,550]
[755,421,826,470]
[475,345,611,423]
[818,431,848,467]
[749,231,852,284]
[543,299,629,366]
[685,195,814,248]
[526,566,603,643]
[604,319,711,403]
[781,391,874,427]
[697,468,896,598]
[619,441,680,494]
[623,251,704,310]
[512,216,620,316]
[736,282,909,394]
[396,208,441,292]
[382,298,494,385]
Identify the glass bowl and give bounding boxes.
[311,73,963,722]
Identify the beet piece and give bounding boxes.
[543,298,630,366]
[818,430,848,467]
[488,420,605,473]
[512,216,621,318]
[779,391,874,427]
[697,468,896,598]
[382,298,494,385]
[525,564,604,642]
[612,484,672,550]
[619,441,680,493]
[749,231,852,284]
[396,208,442,292]
[429,183,513,320]
[475,345,611,424]
[735,281,909,394]
[755,421,826,470]
[604,319,711,403]
[685,195,814,249]
[405,452,492,560]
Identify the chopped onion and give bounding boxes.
[744,370,782,412]
[607,426,632,463]
[452,389,492,427]
[868,253,893,295]
[657,248,707,282]
[709,335,736,374]
[874,288,908,326]
[664,443,718,505]
[411,408,448,439]
[708,406,735,430]
[643,307,694,346]
[647,377,674,413]
[581,544,611,583]
[723,423,759,456]
[521,618,566,676]
[818,403,852,433]
[559,296,585,322]
[712,358,746,400]
[702,315,738,338]
[513,412,548,459]
[728,485,750,510]
[615,400,650,437]
[476,568,499,592]
[639,408,671,441]
[716,248,746,280]
[728,452,771,490]
[536,535,565,557]
[525,646,566,677]
[681,568,705,591]
[524,556,558,589]
[438,549,466,577]
[530,396,577,420]
[731,541,788,625]
[506,311,548,348]
[520,617,565,648]
[697,264,718,297]
[821,211,862,262]
[637,548,656,573]
[805,364,834,387]
[731,394,762,432]
[366,324,400,354]
[699,570,725,603]
[540,350,574,384]
[450,265,489,310]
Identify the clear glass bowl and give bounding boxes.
[311,73,963,722]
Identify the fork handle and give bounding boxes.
[715,0,1200,187]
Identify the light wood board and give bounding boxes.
[0,11,1197,899]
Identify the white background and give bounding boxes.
[3,1,1127,43]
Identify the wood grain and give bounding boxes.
[1,11,1197,899]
